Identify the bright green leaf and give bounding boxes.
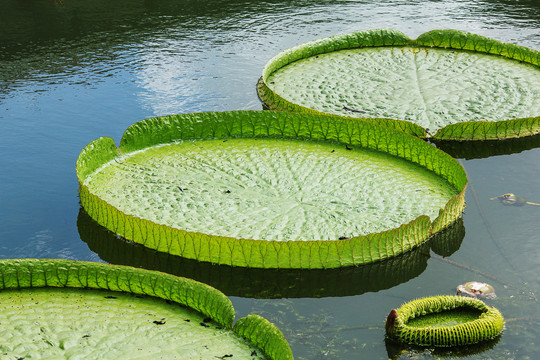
[258,29,540,140]
[0,259,292,360]
[76,111,467,268]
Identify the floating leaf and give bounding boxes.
[0,259,292,360]
[385,295,504,347]
[76,111,467,268]
[258,29,540,140]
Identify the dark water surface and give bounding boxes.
[1,0,539,358]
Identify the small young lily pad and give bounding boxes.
[76,111,467,268]
[0,259,292,360]
[258,29,540,140]
[385,295,504,347]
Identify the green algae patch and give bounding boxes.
[258,29,540,140]
[76,111,467,269]
[385,296,504,347]
[0,259,293,360]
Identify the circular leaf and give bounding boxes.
[385,295,504,347]
[0,259,292,360]
[258,29,540,140]
[76,111,467,268]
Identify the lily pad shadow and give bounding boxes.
[78,208,465,299]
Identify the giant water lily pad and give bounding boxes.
[76,111,467,268]
[258,29,540,140]
[385,296,504,347]
[0,259,292,359]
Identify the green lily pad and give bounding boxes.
[385,295,504,347]
[0,259,292,360]
[76,110,467,268]
[258,29,540,140]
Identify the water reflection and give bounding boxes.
[3,0,539,101]
[0,0,311,112]
[2,0,540,358]
[78,207,465,298]
[432,133,540,159]
[385,335,501,360]
[1,0,281,47]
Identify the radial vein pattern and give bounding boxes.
[84,138,457,241]
[267,47,540,133]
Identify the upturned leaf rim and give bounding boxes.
[257,29,540,141]
[76,110,467,269]
[385,295,504,347]
[0,258,293,360]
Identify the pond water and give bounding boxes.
[1,0,539,359]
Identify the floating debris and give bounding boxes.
[457,281,496,299]
[490,193,540,206]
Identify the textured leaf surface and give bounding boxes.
[258,29,540,140]
[0,259,292,360]
[386,295,505,347]
[84,138,456,241]
[407,307,482,328]
[267,47,540,133]
[0,288,264,360]
[76,111,467,268]
[78,206,465,298]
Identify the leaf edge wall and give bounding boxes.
[76,110,467,269]
[385,295,505,347]
[0,258,293,360]
[257,29,540,141]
